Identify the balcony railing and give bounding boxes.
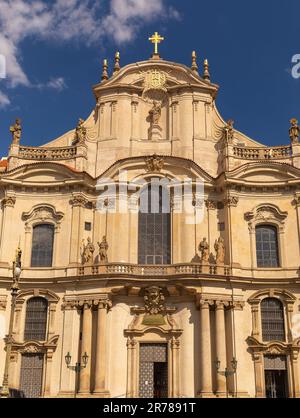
[78,262,232,277]
[232,145,292,160]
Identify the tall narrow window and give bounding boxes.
[24,297,48,341]
[31,224,54,267]
[138,183,171,265]
[261,298,285,342]
[256,225,279,268]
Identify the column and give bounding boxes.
[69,194,86,265]
[215,301,227,395]
[94,299,111,396]
[79,303,92,394]
[199,300,213,397]
[0,196,16,264]
[44,350,54,397]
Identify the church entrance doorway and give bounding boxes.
[139,343,168,398]
[264,355,288,398]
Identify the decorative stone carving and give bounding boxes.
[142,70,167,102]
[144,286,166,315]
[62,294,111,311]
[245,204,288,232]
[149,100,161,125]
[1,196,16,208]
[224,196,239,207]
[145,154,164,172]
[199,238,209,262]
[223,119,234,144]
[10,118,22,145]
[70,194,89,208]
[73,118,87,145]
[214,237,225,265]
[22,204,64,230]
[205,200,217,210]
[289,118,300,144]
[80,237,95,265]
[98,236,109,263]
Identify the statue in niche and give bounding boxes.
[98,235,109,263]
[80,237,95,264]
[149,100,161,125]
[199,238,209,262]
[10,118,22,145]
[73,118,87,145]
[289,118,300,144]
[214,237,225,265]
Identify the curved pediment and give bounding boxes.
[226,162,300,184]
[98,155,214,184]
[1,162,92,185]
[94,59,218,97]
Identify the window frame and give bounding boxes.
[138,182,171,265]
[24,296,49,342]
[261,297,286,342]
[30,223,55,268]
[255,224,280,269]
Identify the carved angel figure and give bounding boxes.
[199,238,209,262]
[10,118,22,145]
[80,237,95,264]
[289,118,300,144]
[98,236,109,263]
[73,118,87,145]
[214,237,225,265]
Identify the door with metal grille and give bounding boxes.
[19,353,44,398]
[264,355,288,398]
[139,343,168,398]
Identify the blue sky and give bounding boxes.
[0,0,299,157]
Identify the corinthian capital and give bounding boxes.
[224,196,239,207]
[2,196,16,208]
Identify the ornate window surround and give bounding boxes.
[247,289,300,398]
[245,204,288,269]
[22,204,64,267]
[10,289,60,396]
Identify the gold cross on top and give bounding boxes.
[148,32,164,56]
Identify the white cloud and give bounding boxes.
[0,90,10,108]
[35,76,67,91]
[0,0,180,108]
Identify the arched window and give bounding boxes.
[138,182,171,265]
[256,225,279,268]
[31,224,54,267]
[261,298,285,342]
[24,297,48,341]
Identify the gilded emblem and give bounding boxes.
[142,70,167,102]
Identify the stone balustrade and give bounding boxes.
[78,262,232,277]
[232,145,292,160]
[18,145,77,160]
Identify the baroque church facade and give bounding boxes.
[1,35,300,398]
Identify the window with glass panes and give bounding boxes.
[256,225,279,268]
[138,184,171,265]
[24,297,48,341]
[31,224,54,267]
[261,298,285,342]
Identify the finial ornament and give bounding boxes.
[203,58,210,81]
[191,51,198,73]
[289,118,300,144]
[10,118,22,145]
[102,58,108,81]
[113,51,120,74]
[148,32,164,57]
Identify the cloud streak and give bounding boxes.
[0,0,180,108]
